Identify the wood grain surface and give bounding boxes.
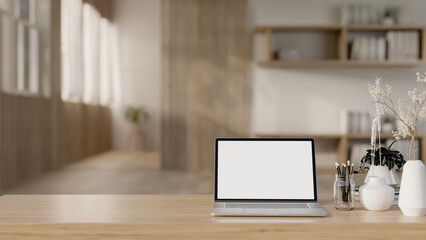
[0,195,424,239]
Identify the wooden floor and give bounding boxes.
[5,151,213,194]
[5,150,366,196]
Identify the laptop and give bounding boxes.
[211,138,327,216]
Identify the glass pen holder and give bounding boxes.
[333,174,355,211]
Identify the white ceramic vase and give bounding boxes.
[398,160,426,217]
[360,176,394,211]
[364,165,400,185]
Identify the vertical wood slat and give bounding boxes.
[0,94,51,189]
[50,0,62,170]
[265,29,272,61]
[225,0,249,138]
[421,137,426,164]
[337,29,347,60]
[0,94,111,190]
[161,0,171,170]
[61,102,111,164]
[0,93,2,193]
[420,28,425,60]
[0,93,5,192]
[162,0,249,171]
[186,0,204,170]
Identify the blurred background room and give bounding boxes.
[0,0,425,195]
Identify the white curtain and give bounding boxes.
[99,18,112,105]
[61,1,112,105]
[61,0,83,101]
[82,3,100,104]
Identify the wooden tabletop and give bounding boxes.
[0,195,425,239]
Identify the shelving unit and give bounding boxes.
[252,25,425,67]
[256,60,424,67]
[255,133,426,165]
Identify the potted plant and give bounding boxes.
[368,75,426,216]
[382,8,395,25]
[125,106,149,125]
[357,140,406,185]
[124,106,149,150]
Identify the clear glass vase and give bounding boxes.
[333,174,355,210]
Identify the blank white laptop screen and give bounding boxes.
[216,140,315,200]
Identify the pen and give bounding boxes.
[342,163,346,180]
[335,162,341,176]
[347,160,351,177]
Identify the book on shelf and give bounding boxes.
[386,31,419,61]
[350,31,419,62]
[340,110,371,134]
[351,36,387,61]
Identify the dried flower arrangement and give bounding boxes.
[368,74,426,160]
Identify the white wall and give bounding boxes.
[249,0,426,135]
[111,0,161,150]
[249,0,426,167]
[109,0,425,154]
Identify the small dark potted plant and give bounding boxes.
[358,140,405,172]
[382,8,395,25]
[356,140,405,185]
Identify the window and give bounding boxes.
[0,0,15,92]
[61,0,112,105]
[0,0,50,97]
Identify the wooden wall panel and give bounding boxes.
[162,0,249,171]
[0,94,53,190]
[61,102,111,165]
[61,102,83,164]
[50,0,62,170]
[0,95,111,191]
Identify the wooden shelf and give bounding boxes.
[345,25,425,31]
[256,133,342,140]
[253,25,342,32]
[256,133,395,140]
[252,25,425,67]
[253,25,425,32]
[345,133,394,139]
[255,133,426,164]
[256,60,425,67]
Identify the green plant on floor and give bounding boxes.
[124,106,149,124]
